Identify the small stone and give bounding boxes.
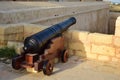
[4,59,11,64]
[0,58,6,61]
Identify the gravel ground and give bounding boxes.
[0,56,120,80]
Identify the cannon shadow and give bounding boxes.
[53,41,87,74]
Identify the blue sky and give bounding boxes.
[109,0,120,3]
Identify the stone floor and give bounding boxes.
[0,56,120,80]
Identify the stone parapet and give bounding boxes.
[63,20,120,62]
[66,30,120,62]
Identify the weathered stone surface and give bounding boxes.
[68,42,85,50]
[63,30,72,40]
[7,41,24,54]
[112,57,120,62]
[26,68,37,73]
[63,30,72,48]
[7,41,23,48]
[115,26,120,37]
[116,48,120,58]
[85,44,91,52]
[68,49,75,56]
[0,40,7,48]
[75,50,86,58]
[7,33,24,41]
[98,55,110,61]
[0,24,24,41]
[115,16,120,37]
[0,35,6,41]
[86,53,97,59]
[0,34,23,42]
[89,33,113,45]
[5,24,24,34]
[114,37,120,47]
[23,24,48,39]
[71,30,89,42]
[91,44,115,56]
[115,17,120,27]
[0,25,8,35]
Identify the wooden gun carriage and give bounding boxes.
[12,17,76,75]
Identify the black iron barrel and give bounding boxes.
[23,17,76,53]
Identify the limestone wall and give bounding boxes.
[0,2,109,33]
[0,24,48,47]
[64,16,120,62]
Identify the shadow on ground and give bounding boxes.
[0,56,86,80]
[53,56,87,74]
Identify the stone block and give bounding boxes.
[84,44,91,54]
[98,55,110,61]
[63,30,73,48]
[23,24,48,39]
[75,50,86,58]
[7,33,24,41]
[68,42,85,51]
[7,41,23,48]
[0,35,7,41]
[0,40,7,48]
[0,25,7,34]
[115,26,120,37]
[86,53,97,60]
[116,48,120,58]
[63,30,72,40]
[26,68,37,73]
[115,17,120,37]
[91,44,115,56]
[115,17,120,27]
[71,30,89,42]
[114,37,120,47]
[68,49,75,56]
[112,57,119,62]
[89,33,113,45]
[7,41,24,54]
[0,24,24,42]
[5,24,24,34]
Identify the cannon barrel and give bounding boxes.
[23,17,76,54]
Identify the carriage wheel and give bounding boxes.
[43,60,54,75]
[12,56,21,70]
[61,49,69,63]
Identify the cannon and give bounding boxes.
[12,17,76,75]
